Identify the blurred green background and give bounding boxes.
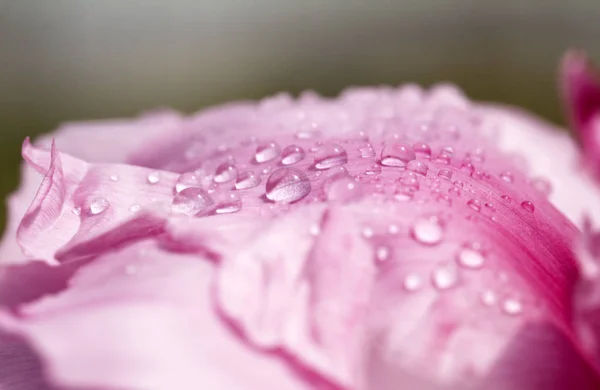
[1,0,599,233]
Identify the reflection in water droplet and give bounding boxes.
[326,176,361,203]
[213,192,242,214]
[403,273,423,292]
[171,188,214,216]
[175,172,201,193]
[500,172,514,183]
[457,247,485,269]
[214,163,238,183]
[431,264,458,290]
[255,142,281,163]
[502,299,523,315]
[147,171,160,184]
[438,169,453,180]
[381,142,415,167]
[407,160,429,176]
[521,201,535,213]
[265,168,311,203]
[467,199,481,212]
[281,145,306,165]
[411,217,443,245]
[90,197,110,215]
[314,144,348,169]
[235,171,261,190]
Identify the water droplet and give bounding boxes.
[413,142,432,158]
[531,178,552,196]
[213,192,242,214]
[235,170,261,190]
[460,162,475,175]
[436,194,452,206]
[362,226,374,238]
[521,201,535,213]
[403,273,423,292]
[175,172,201,193]
[436,152,452,165]
[309,224,320,236]
[281,145,306,165]
[388,224,399,235]
[438,169,453,180]
[467,149,485,162]
[398,171,420,191]
[501,195,511,203]
[255,142,281,163]
[500,172,514,183]
[110,174,119,182]
[381,142,415,167]
[71,206,81,216]
[484,203,496,212]
[171,188,214,216]
[314,144,348,170]
[411,217,443,245]
[448,187,461,196]
[502,299,523,315]
[406,160,429,176]
[376,246,390,262]
[359,145,376,158]
[265,168,311,203]
[456,247,485,269]
[89,197,110,215]
[364,163,382,175]
[453,180,464,188]
[431,264,458,290]
[147,171,160,184]
[467,199,481,212]
[326,176,361,202]
[129,204,141,213]
[480,290,497,306]
[214,162,238,183]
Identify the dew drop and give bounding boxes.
[255,142,281,163]
[309,224,320,236]
[501,195,511,203]
[364,163,382,175]
[436,152,452,165]
[403,273,423,292]
[213,192,242,214]
[147,171,161,184]
[431,264,458,290]
[411,217,443,245]
[175,172,201,193]
[89,197,110,215]
[235,170,261,190]
[265,168,311,203]
[129,204,141,213]
[467,199,481,212]
[380,142,415,167]
[520,201,535,213]
[359,145,376,158]
[500,172,514,183]
[376,246,390,262]
[437,169,453,180]
[502,299,523,316]
[362,226,374,239]
[110,174,119,182]
[326,176,361,203]
[413,142,432,158]
[314,144,348,170]
[406,160,429,176]
[214,163,238,183]
[281,145,305,165]
[460,162,475,175]
[398,171,420,191]
[388,224,399,235]
[171,188,214,216]
[457,247,485,269]
[453,180,464,188]
[480,290,497,306]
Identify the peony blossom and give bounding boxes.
[2,52,600,390]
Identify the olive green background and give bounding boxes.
[1,0,599,234]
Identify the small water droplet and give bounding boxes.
[213,192,242,214]
[500,172,514,183]
[265,168,311,203]
[314,144,348,170]
[411,217,443,245]
[403,273,423,292]
[436,152,452,165]
[147,171,161,184]
[235,170,261,190]
[364,163,382,175]
[362,226,374,238]
[453,180,464,188]
[501,195,511,203]
[460,162,475,175]
[431,264,458,290]
[214,163,238,184]
[110,174,119,182]
[406,160,429,176]
[531,177,552,196]
[71,206,81,216]
[502,299,523,316]
[255,142,281,163]
[376,246,390,262]
[438,169,453,180]
[359,144,376,158]
[448,187,461,196]
[388,224,399,235]
[456,247,485,269]
[281,145,306,165]
[398,171,420,191]
[129,204,141,213]
[309,224,320,236]
[484,203,496,212]
[175,172,201,193]
[480,290,497,306]
[326,176,361,203]
[89,197,110,215]
[381,142,415,167]
[171,188,214,216]
[521,201,535,213]
[467,199,481,212]
[413,142,431,158]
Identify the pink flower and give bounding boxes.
[2,53,600,390]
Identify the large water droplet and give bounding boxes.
[265,168,311,203]
[147,171,161,184]
[281,145,306,165]
[235,170,261,190]
[456,247,485,269]
[406,160,429,176]
[411,217,443,245]
[314,144,348,170]
[381,142,415,167]
[171,188,214,216]
[521,201,535,213]
[213,192,242,214]
[175,172,201,193]
[89,197,110,215]
[431,264,458,290]
[214,162,238,183]
[326,176,361,202]
[255,142,281,163]
[438,168,453,180]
